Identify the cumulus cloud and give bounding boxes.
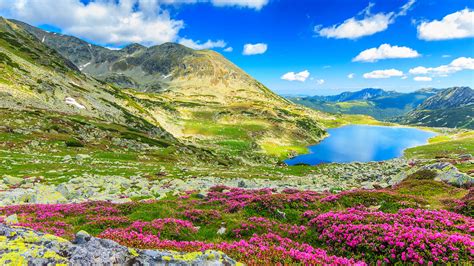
[363,69,404,79]
[0,0,268,46]
[414,76,432,82]
[242,43,267,55]
[0,0,184,46]
[417,8,474,41]
[315,0,415,39]
[223,47,233,52]
[353,44,420,62]
[409,57,474,76]
[179,38,226,50]
[315,79,325,85]
[347,73,355,79]
[281,70,310,82]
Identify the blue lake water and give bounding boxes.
[285,125,437,166]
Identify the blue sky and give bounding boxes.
[0,0,473,95]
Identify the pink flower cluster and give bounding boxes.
[207,186,321,212]
[232,216,307,239]
[309,208,474,264]
[113,218,199,239]
[0,201,120,217]
[15,221,72,237]
[99,229,365,265]
[86,216,131,228]
[181,209,221,224]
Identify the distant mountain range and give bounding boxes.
[287,88,441,120]
[288,87,474,129]
[395,87,474,129]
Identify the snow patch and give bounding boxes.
[79,62,91,71]
[65,97,86,109]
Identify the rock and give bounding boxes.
[63,155,72,161]
[0,223,238,265]
[276,209,286,220]
[110,198,132,204]
[4,214,18,224]
[459,154,473,160]
[75,154,90,161]
[3,175,23,186]
[421,162,474,187]
[217,224,226,235]
[30,185,67,204]
[237,180,246,188]
[74,230,91,244]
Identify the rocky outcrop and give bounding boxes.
[0,223,238,265]
[0,159,409,206]
[420,162,473,187]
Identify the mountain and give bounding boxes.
[1,18,337,163]
[0,18,170,134]
[288,88,439,120]
[396,87,474,129]
[316,88,396,102]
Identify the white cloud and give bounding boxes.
[347,73,355,79]
[281,70,310,82]
[161,0,268,9]
[0,0,267,46]
[179,38,226,50]
[242,43,267,55]
[414,76,432,82]
[223,47,233,52]
[316,0,415,39]
[442,54,451,58]
[417,9,474,41]
[409,57,474,76]
[0,0,184,46]
[315,79,325,85]
[353,43,420,62]
[210,0,269,10]
[363,69,404,79]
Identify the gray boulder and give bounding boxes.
[0,223,238,265]
[421,162,473,187]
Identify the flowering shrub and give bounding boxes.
[99,230,365,265]
[1,186,472,265]
[86,216,131,228]
[207,186,321,212]
[181,209,221,224]
[309,208,474,264]
[125,218,198,240]
[232,216,307,239]
[15,221,72,238]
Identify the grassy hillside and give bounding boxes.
[0,18,348,163]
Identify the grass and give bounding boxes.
[405,135,474,159]
[394,170,468,209]
[333,101,371,109]
[261,142,308,160]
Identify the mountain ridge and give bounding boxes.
[395,87,474,129]
[1,17,343,162]
[287,88,441,120]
